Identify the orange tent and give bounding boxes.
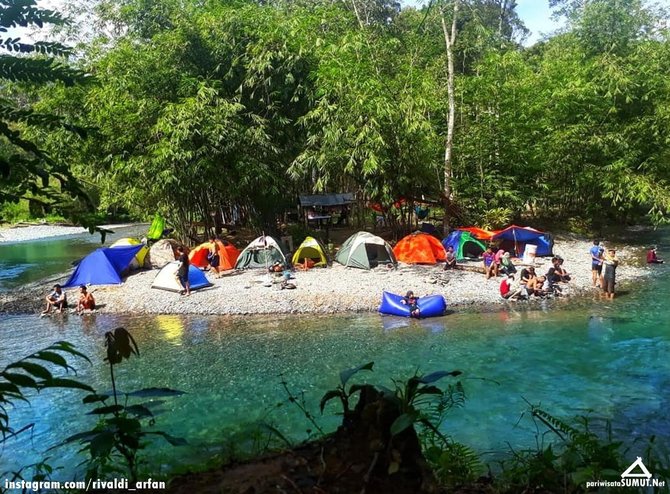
[189,240,240,271]
[393,232,447,264]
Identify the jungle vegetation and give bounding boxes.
[2,0,670,236]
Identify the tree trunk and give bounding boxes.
[498,0,509,44]
[440,0,459,236]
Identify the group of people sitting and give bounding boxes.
[481,247,519,279]
[500,256,570,301]
[42,284,95,315]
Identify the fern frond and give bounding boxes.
[0,37,72,57]
[0,0,66,30]
[532,408,581,442]
[0,56,87,85]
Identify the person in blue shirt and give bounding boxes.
[590,240,604,287]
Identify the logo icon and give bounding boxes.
[621,457,652,479]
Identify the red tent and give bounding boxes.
[189,240,240,271]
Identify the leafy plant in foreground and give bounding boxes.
[319,361,375,420]
[319,363,476,482]
[0,0,92,214]
[496,405,666,493]
[0,341,93,444]
[1,341,92,493]
[56,327,186,482]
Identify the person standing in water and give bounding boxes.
[602,248,619,300]
[590,240,604,287]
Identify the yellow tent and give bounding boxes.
[110,237,148,268]
[291,236,328,268]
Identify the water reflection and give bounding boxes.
[155,315,186,344]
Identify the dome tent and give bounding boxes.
[491,225,553,257]
[110,237,148,269]
[335,232,396,269]
[292,236,329,268]
[151,262,212,292]
[235,235,288,269]
[189,240,240,271]
[442,230,486,261]
[63,245,146,287]
[147,239,183,269]
[393,232,446,265]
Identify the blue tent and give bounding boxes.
[491,225,553,256]
[151,262,212,292]
[63,245,145,287]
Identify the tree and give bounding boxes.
[439,0,459,233]
[0,0,91,217]
[289,10,442,234]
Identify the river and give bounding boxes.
[0,229,668,480]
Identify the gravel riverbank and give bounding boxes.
[0,235,652,316]
[0,224,88,243]
[0,223,142,243]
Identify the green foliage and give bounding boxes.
[424,441,482,488]
[20,0,670,233]
[319,362,475,484]
[0,341,92,445]
[0,0,92,218]
[381,369,463,439]
[319,361,374,417]
[0,199,29,223]
[0,341,91,494]
[58,327,186,482]
[496,405,657,493]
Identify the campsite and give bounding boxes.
[3,0,670,493]
[0,221,650,318]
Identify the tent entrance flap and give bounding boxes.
[235,236,288,269]
[462,239,485,258]
[335,231,397,270]
[365,244,392,268]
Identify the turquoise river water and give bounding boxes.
[0,230,669,480]
[0,225,147,289]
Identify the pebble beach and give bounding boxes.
[0,225,653,316]
[0,224,88,243]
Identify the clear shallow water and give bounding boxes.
[1,227,669,479]
[1,282,669,478]
[0,225,148,290]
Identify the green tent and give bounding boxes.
[235,235,288,269]
[147,214,165,240]
[441,230,486,261]
[335,232,396,269]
